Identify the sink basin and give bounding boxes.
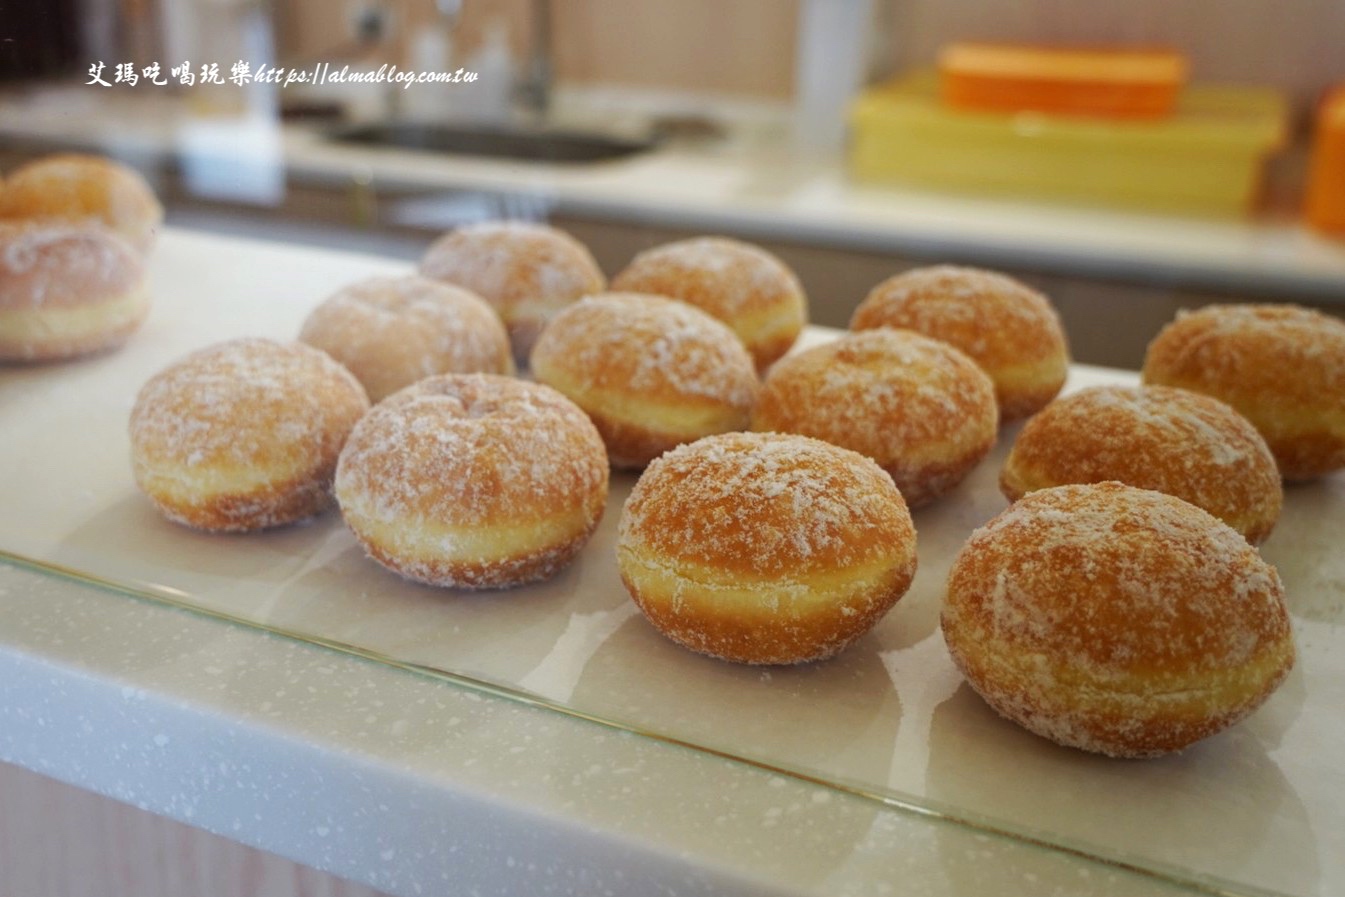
[328,121,658,163]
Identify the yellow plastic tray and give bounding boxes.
[849,73,1287,216]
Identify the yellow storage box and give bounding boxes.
[849,73,1287,216]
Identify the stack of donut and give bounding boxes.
[940,297,1344,757]
[1,153,162,362]
[121,218,1325,763]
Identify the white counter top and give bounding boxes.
[2,229,1342,897]
[3,85,1345,302]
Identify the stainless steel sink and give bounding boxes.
[328,121,658,164]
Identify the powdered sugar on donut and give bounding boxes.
[130,338,368,470]
[621,431,913,575]
[943,482,1294,756]
[0,222,140,309]
[537,293,758,404]
[335,374,608,526]
[419,221,605,311]
[961,484,1284,667]
[612,236,803,319]
[299,275,512,401]
[1002,385,1282,542]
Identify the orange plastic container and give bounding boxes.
[1306,85,1345,233]
[939,43,1188,119]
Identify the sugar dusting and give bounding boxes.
[620,431,913,574]
[1003,384,1282,541]
[1143,304,1345,434]
[128,338,370,529]
[853,265,1064,363]
[419,221,605,310]
[335,374,608,527]
[130,338,368,470]
[299,275,511,400]
[612,236,804,319]
[534,293,758,404]
[0,222,140,309]
[943,482,1294,757]
[754,329,998,505]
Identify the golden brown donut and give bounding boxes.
[419,221,605,365]
[335,374,609,589]
[130,338,370,531]
[530,292,759,468]
[610,236,807,370]
[0,153,163,254]
[851,265,1069,422]
[942,482,1295,758]
[751,329,998,508]
[298,275,513,403]
[1142,304,1345,481]
[617,431,918,665]
[1001,385,1282,543]
[0,221,149,362]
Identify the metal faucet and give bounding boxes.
[515,0,552,119]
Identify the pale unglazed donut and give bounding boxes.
[618,431,918,665]
[610,236,807,370]
[130,338,371,531]
[530,292,759,468]
[851,265,1068,422]
[942,482,1295,758]
[299,274,514,403]
[419,221,605,365]
[1142,303,1345,480]
[0,153,163,254]
[0,221,149,362]
[752,329,998,508]
[1000,385,1283,543]
[335,374,609,589]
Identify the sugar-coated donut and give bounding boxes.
[130,338,370,531]
[851,265,1068,422]
[1001,385,1282,543]
[0,153,163,254]
[610,236,807,370]
[0,221,149,362]
[335,374,608,589]
[1142,304,1345,481]
[752,329,998,508]
[298,275,513,403]
[419,221,605,365]
[943,482,1295,758]
[530,292,759,468]
[618,432,917,665]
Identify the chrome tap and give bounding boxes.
[515,0,551,119]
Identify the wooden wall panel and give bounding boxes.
[0,761,391,897]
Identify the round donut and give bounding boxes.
[1141,304,1345,481]
[298,275,513,403]
[751,329,998,508]
[610,236,807,370]
[617,431,917,665]
[942,482,1295,758]
[0,153,163,254]
[130,338,370,531]
[334,374,609,589]
[0,221,150,362]
[851,265,1069,422]
[1001,385,1283,543]
[419,221,605,365]
[530,292,759,468]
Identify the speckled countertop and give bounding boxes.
[2,229,1342,897]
